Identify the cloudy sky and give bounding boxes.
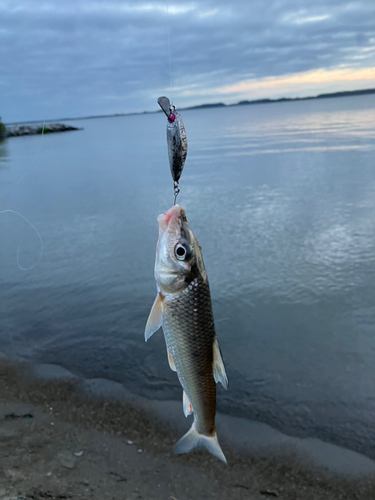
[1,0,375,122]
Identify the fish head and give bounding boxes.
[155,205,206,294]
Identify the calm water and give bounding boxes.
[1,95,375,457]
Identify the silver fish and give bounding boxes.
[157,96,187,183]
[145,204,228,463]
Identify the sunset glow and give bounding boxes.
[181,66,375,102]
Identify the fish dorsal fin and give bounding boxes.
[167,350,177,372]
[144,292,164,341]
[213,337,228,389]
[183,391,193,417]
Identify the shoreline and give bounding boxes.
[1,357,375,499]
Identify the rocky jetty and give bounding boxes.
[3,123,81,138]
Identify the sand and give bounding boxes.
[1,358,375,500]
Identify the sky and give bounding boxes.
[1,0,375,122]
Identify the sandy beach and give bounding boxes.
[1,358,375,500]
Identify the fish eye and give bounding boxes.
[174,243,191,261]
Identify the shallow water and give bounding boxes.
[1,94,375,457]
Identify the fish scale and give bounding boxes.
[163,276,216,436]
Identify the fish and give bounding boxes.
[157,96,187,183]
[144,204,228,463]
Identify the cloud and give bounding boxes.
[283,11,331,24]
[0,0,374,121]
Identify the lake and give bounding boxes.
[1,94,375,458]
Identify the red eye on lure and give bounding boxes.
[168,114,176,123]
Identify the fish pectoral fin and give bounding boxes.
[183,391,193,417]
[144,292,164,341]
[213,337,228,389]
[167,350,177,372]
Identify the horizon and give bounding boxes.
[4,86,375,125]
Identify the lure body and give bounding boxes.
[158,96,187,183]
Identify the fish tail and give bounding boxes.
[174,423,227,464]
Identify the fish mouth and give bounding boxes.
[157,204,186,232]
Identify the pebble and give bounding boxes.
[57,450,76,469]
[2,497,28,500]
[0,428,16,438]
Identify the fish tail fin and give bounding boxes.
[174,423,227,464]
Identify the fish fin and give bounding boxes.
[174,424,227,464]
[213,337,228,389]
[182,391,193,417]
[144,292,164,341]
[168,350,177,372]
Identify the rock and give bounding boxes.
[4,123,81,138]
[1,497,28,500]
[0,428,16,439]
[1,498,20,500]
[57,450,76,469]
[4,413,33,420]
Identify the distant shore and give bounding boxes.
[5,86,375,126]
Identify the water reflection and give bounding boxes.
[195,105,375,158]
[0,139,8,169]
[1,95,375,457]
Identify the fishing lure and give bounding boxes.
[158,96,187,203]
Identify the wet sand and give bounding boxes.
[1,359,375,500]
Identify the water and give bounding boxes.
[1,94,375,457]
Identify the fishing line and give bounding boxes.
[2,122,46,208]
[1,122,45,270]
[3,308,31,405]
[166,0,173,104]
[0,125,46,407]
[14,122,45,188]
[0,209,44,271]
[165,0,180,204]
